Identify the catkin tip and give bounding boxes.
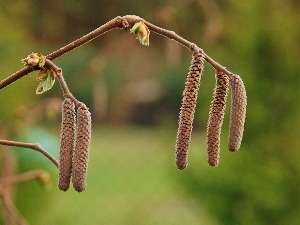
[58,98,76,191]
[72,105,92,192]
[206,70,229,167]
[175,50,205,169]
[208,157,219,167]
[228,74,247,152]
[176,147,188,170]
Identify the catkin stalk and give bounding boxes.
[175,49,205,170]
[58,98,76,191]
[228,74,247,152]
[207,71,229,166]
[72,105,92,192]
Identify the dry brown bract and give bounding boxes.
[228,74,247,152]
[175,49,205,170]
[207,70,229,166]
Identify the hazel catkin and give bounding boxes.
[228,74,247,152]
[175,49,205,170]
[72,105,92,192]
[207,70,229,166]
[58,98,76,191]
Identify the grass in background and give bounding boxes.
[15,126,216,225]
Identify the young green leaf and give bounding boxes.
[130,21,150,46]
[36,69,56,94]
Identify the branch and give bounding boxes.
[1,146,17,196]
[0,169,50,187]
[0,185,28,225]
[0,16,125,91]
[46,16,126,60]
[1,147,17,225]
[44,59,83,107]
[141,17,231,75]
[0,140,58,168]
[0,66,35,91]
[45,58,90,120]
[0,15,233,91]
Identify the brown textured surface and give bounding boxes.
[58,98,76,191]
[207,71,229,166]
[72,105,92,192]
[228,74,247,152]
[175,50,205,170]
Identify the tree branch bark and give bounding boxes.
[0,15,233,91]
[0,140,58,168]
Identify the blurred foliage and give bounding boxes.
[15,127,217,225]
[1,0,300,224]
[178,1,300,225]
[0,4,37,120]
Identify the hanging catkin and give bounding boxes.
[175,49,205,170]
[228,74,247,152]
[58,98,76,191]
[72,105,92,192]
[207,70,229,166]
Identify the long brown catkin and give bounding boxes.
[58,98,76,191]
[72,105,92,192]
[207,70,229,166]
[228,74,247,152]
[175,49,205,170]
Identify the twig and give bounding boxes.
[1,146,17,197]
[0,140,58,168]
[0,66,34,91]
[0,185,28,225]
[46,16,125,60]
[0,15,233,91]
[0,169,49,187]
[44,60,83,107]
[1,147,17,225]
[141,17,231,75]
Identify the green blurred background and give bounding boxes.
[1,0,300,224]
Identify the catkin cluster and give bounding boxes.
[175,49,247,168]
[228,74,247,152]
[207,71,229,166]
[175,49,205,170]
[58,99,92,192]
[205,72,246,166]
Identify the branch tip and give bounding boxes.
[0,140,58,168]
